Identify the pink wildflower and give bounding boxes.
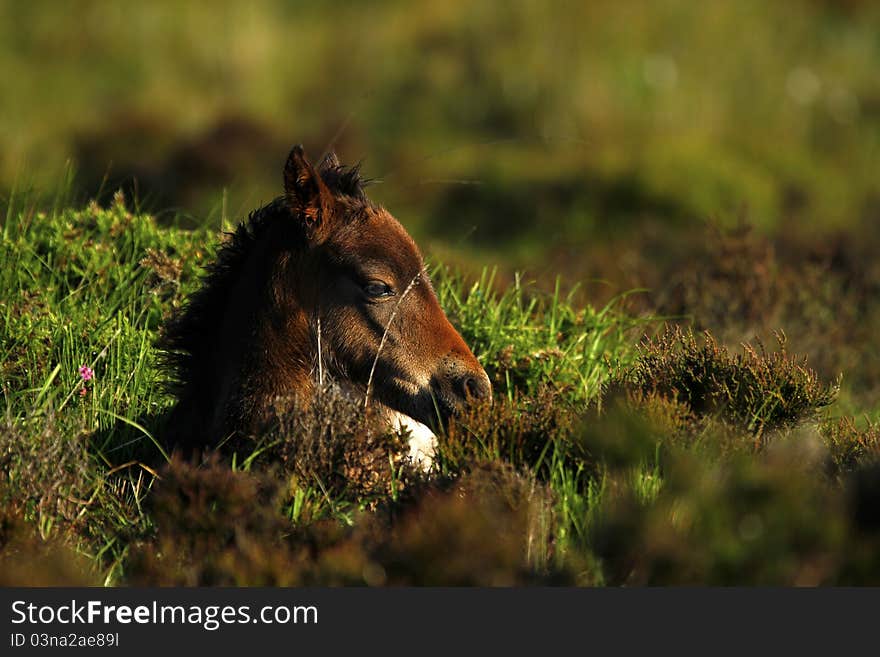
[79,387,88,397]
[79,365,94,382]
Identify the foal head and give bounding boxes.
[283,145,491,428]
[164,144,490,450]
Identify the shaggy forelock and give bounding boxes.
[318,158,369,200]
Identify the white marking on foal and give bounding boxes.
[388,411,437,471]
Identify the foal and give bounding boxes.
[163,145,491,464]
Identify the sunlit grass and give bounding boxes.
[2,190,878,585]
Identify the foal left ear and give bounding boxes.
[283,144,334,243]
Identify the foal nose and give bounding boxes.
[457,370,492,402]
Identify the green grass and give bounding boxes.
[3,193,879,585]
[0,194,638,583]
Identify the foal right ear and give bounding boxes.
[318,150,340,171]
[283,144,334,244]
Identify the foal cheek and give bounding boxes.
[327,305,384,372]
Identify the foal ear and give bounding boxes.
[283,144,334,243]
[318,150,340,172]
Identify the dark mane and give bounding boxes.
[161,160,366,397]
[160,197,288,396]
[319,159,368,200]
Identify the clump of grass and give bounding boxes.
[0,501,98,586]
[304,461,569,585]
[362,462,572,585]
[127,454,299,586]
[0,406,159,583]
[440,386,579,476]
[820,417,880,478]
[0,409,93,535]
[614,327,838,439]
[263,384,413,506]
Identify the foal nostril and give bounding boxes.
[461,373,491,401]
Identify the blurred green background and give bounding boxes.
[3,0,878,273]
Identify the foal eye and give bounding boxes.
[363,281,394,299]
